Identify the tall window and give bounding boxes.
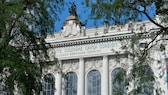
[139,65,154,95]
[43,74,55,95]
[87,70,101,95]
[111,68,126,95]
[66,72,77,95]
[166,59,168,85]
[130,65,154,95]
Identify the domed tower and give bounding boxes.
[60,3,85,38]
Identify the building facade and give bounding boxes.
[41,5,168,95]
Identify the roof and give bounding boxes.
[66,15,77,21]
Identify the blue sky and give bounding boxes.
[54,0,156,32]
[54,0,104,32]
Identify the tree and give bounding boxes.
[0,0,64,95]
[84,0,168,35]
[84,0,168,94]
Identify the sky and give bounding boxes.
[54,0,103,32]
[54,0,156,32]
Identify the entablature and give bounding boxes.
[46,29,159,48]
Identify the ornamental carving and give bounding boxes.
[85,57,102,72]
[62,60,70,73]
[71,59,79,70]
[109,55,128,70]
[62,59,79,73]
[109,56,117,69]
[85,58,93,71]
[61,22,81,37]
[94,57,103,68]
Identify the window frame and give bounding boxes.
[43,73,55,95]
[111,67,126,95]
[87,69,101,95]
[66,72,78,95]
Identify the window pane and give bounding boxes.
[87,70,101,95]
[111,68,126,95]
[166,59,168,85]
[140,65,154,95]
[66,72,77,95]
[43,74,55,95]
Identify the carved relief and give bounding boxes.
[61,24,72,37]
[71,59,79,70]
[109,56,117,70]
[85,58,94,71]
[109,55,129,70]
[42,64,58,74]
[120,62,129,70]
[85,57,103,72]
[95,57,103,68]
[62,60,70,73]
[61,22,81,37]
[62,59,79,73]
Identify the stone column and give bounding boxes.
[56,60,62,95]
[77,58,85,95]
[102,56,109,95]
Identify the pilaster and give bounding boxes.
[102,56,109,95]
[56,60,62,95]
[77,58,85,95]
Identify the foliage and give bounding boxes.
[85,0,167,25]
[112,68,126,95]
[0,0,64,95]
[84,0,168,94]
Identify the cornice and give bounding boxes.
[47,31,156,48]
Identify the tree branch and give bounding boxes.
[142,28,168,58]
[127,5,165,28]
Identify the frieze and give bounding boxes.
[48,30,155,48]
[48,41,122,59]
[62,59,79,73]
[47,31,157,60]
[49,34,132,48]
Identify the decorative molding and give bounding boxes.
[62,59,79,73]
[95,57,103,68]
[109,57,117,70]
[48,31,157,48]
[61,22,81,38]
[85,57,103,72]
[108,55,129,70]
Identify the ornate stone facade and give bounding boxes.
[85,57,103,73]
[62,59,79,73]
[41,4,168,95]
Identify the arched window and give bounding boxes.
[43,74,55,95]
[138,65,154,95]
[87,70,101,95]
[111,68,126,95]
[66,72,77,95]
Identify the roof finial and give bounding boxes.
[69,2,77,16]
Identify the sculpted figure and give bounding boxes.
[69,2,77,16]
